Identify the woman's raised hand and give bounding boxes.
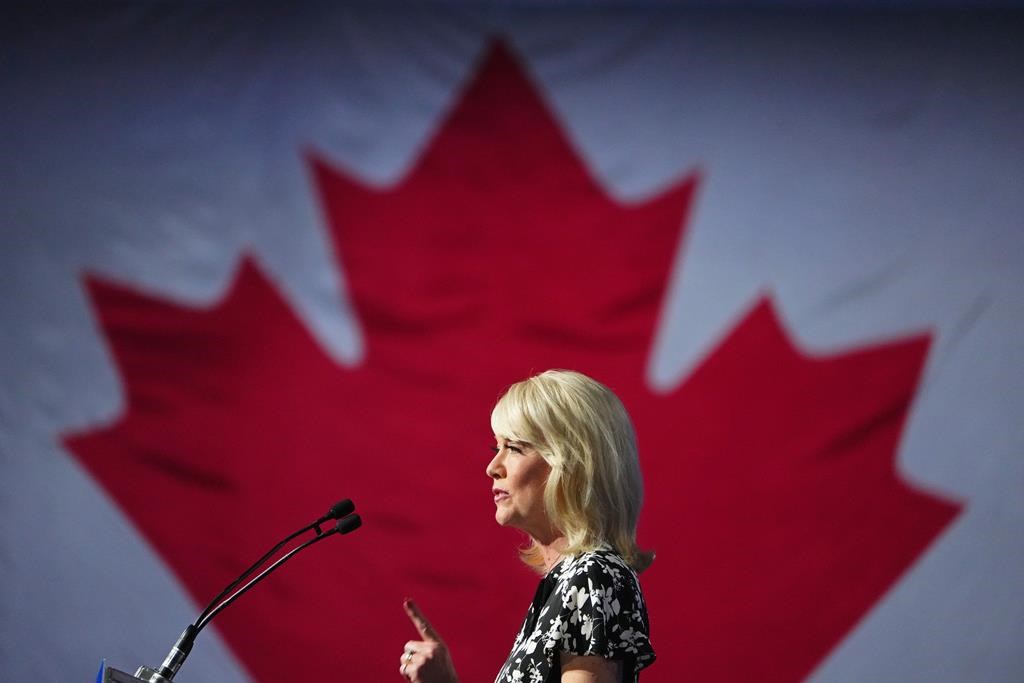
[399,599,459,683]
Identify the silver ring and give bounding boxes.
[405,652,413,662]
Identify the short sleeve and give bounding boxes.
[543,552,655,676]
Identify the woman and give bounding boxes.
[399,370,655,682]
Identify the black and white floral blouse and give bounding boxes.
[494,549,655,683]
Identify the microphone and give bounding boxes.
[135,501,361,682]
[194,515,362,632]
[193,499,355,627]
[320,499,356,524]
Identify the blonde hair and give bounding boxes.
[490,369,654,573]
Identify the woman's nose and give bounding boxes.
[486,450,503,479]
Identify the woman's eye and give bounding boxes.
[490,446,500,455]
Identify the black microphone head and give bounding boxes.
[336,514,362,535]
[326,499,355,520]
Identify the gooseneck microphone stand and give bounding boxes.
[103,499,362,683]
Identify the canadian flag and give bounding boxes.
[2,6,1021,683]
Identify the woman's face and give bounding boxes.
[486,436,553,540]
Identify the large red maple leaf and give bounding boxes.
[65,43,960,682]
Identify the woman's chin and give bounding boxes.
[494,511,517,528]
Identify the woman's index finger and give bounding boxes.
[403,599,442,642]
